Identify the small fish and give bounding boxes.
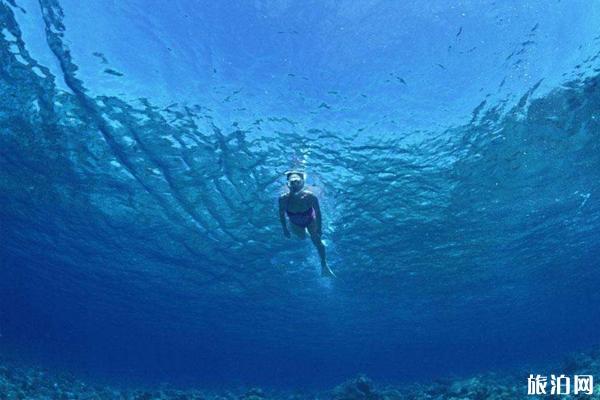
[436,63,446,70]
[456,27,463,37]
[104,68,123,76]
[531,23,539,32]
[223,90,241,103]
[92,52,109,65]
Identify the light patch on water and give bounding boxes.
[121,136,134,146]
[105,118,123,129]
[30,99,39,113]
[161,135,181,148]
[135,114,150,124]
[180,134,198,148]
[31,66,46,78]
[13,53,28,65]
[1,28,16,42]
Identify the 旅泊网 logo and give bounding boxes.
[527,374,594,396]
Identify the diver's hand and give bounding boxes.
[283,228,291,238]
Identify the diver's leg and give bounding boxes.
[307,222,335,277]
[289,223,307,239]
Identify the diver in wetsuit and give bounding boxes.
[278,171,336,277]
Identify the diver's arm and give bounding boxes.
[278,195,290,237]
[313,195,322,236]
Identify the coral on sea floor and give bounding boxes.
[2,347,600,399]
[331,375,382,400]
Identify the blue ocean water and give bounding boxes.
[1,0,600,391]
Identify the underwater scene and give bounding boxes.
[1,0,600,398]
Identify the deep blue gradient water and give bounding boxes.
[1,0,600,390]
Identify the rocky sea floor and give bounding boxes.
[2,347,600,400]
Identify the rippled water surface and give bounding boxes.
[1,0,600,389]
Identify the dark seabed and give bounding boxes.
[1,0,600,395]
[1,347,600,398]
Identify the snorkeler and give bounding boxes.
[278,171,336,277]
